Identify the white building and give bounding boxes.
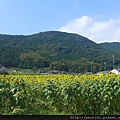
[110,69,120,75]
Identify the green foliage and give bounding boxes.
[20,52,40,60]
[0,31,120,72]
[100,42,120,54]
[0,74,120,115]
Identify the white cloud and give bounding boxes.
[59,16,120,43]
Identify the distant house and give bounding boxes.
[1,67,6,71]
[111,69,120,75]
[0,67,8,74]
[96,70,109,75]
[38,69,45,74]
[48,70,59,74]
[96,69,120,75]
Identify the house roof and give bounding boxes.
[111,69,120,75]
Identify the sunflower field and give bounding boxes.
[0,72,120,115]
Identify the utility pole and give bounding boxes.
[91,63,92,73]
[104,62,106,71]
[117,64,120,71]
[112,54,114,69]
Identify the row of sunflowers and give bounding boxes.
[0,72,120,115]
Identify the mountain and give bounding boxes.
[0,31,120,73]
[100,42,120,54]
[99,42,120,69]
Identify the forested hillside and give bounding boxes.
[100,42,120,54]
[0,31,120,73]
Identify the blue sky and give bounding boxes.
[0,0,120,43]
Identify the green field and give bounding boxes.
[0,73,120,115]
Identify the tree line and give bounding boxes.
[0,31,120,73]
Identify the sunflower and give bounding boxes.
[11,106,14,110]
[101,80,104,83]
[15,92,20,97]
[13,108,20,113]
[86,85,89,89]
[10,78,15,83]
[21,89,24,93]
[3,75,6,78]
[2,88,5,92]
[25,87,28,91]
[19,80,23,84]
[90,89,93,92]
[62,85,66,88]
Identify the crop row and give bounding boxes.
[0,72,120,115]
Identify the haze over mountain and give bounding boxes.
[0,31,120,73]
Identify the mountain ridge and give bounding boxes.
[99,42,120,53]
[0,31,120,73]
